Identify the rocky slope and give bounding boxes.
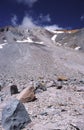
[0,26,84,130]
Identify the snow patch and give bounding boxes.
[35,41,44,44]
[47,29,64,34]
[27,37,33,42]
[16,37,33,43]
[16,37,44,45]
[0,43,8,49]
[75,46,81,51]
[4,40,7,43]
[54,31,64,34]
[51,35,57,42]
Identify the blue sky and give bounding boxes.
[0,0,84,29]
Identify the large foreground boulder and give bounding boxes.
[2,98,31,130]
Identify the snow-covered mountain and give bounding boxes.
[0,26,84,51]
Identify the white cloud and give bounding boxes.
[39,14,51,23]
[21,14,51,28]
[21,15,64,31]
[44,25,63,31]
[11,15,18,26]
[80,15,84,21]
[21,16,36,27]
[16,0,38,7]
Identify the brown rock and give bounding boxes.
[57,76,68,81]
[17,86,36,103]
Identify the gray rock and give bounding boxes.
[40,112,48,116]
[34,81,47,93]
[2,98,31,130]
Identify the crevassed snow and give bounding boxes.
[0,43,7,49]
[51,35,57,42]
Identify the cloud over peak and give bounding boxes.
[45,25,63,31]
[39,14,51,23]
[21,16,36,27]
[11,15,18,26]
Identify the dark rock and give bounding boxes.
[61,109,67,112]
[0,96,3,102]
[56,81,63,89]
[2,98,31,130]
[79,80,84,84]
[56,85,63,89]
[0,85,1,91]
[10,85,19,95]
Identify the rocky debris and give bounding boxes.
[46,80,56,88]
[74,122,84,130]
[70,124,80,130]
[2,98,31,130]
[10,85,19,95]
[17,86,36,103]
[34,81,47,93]
[73,86,84,92]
